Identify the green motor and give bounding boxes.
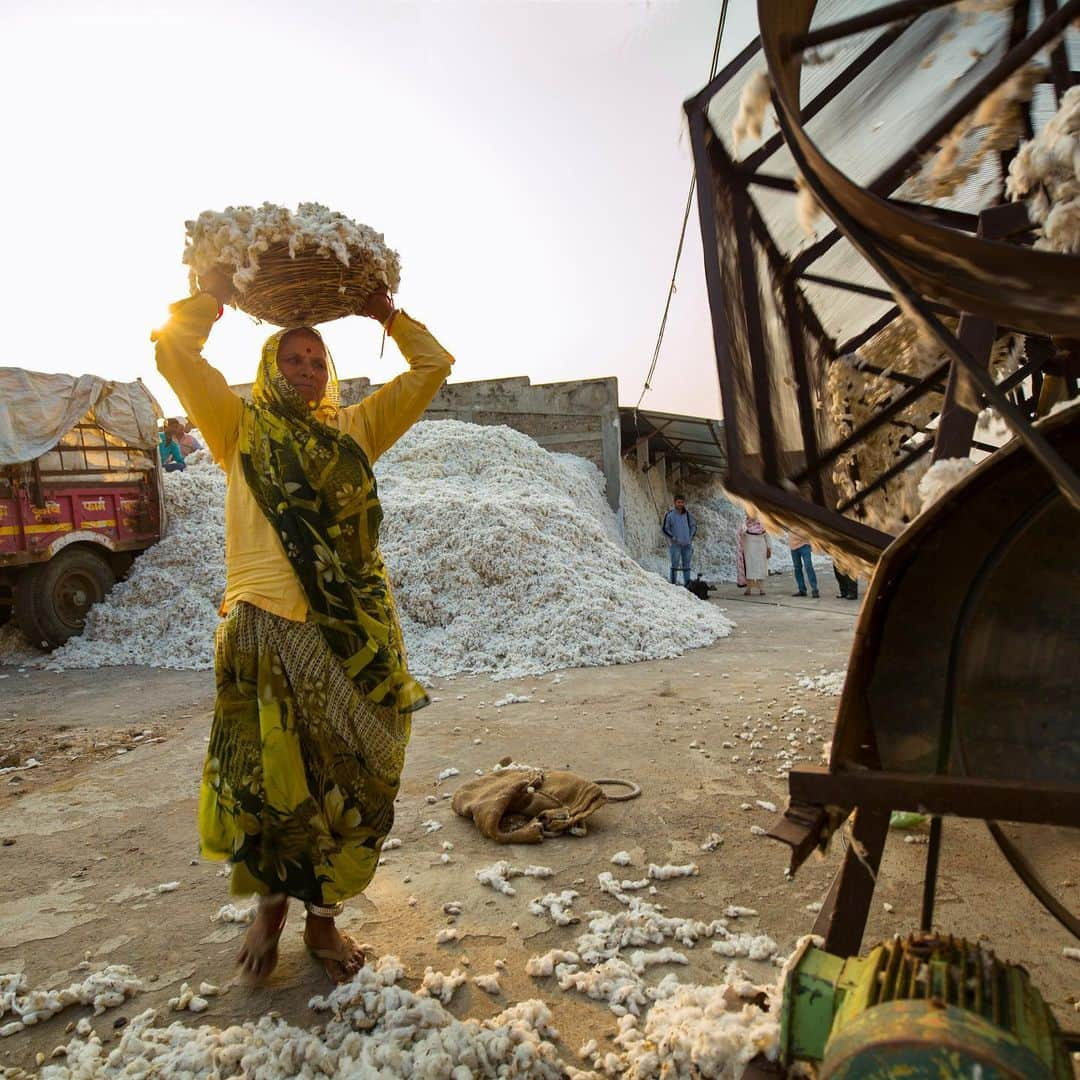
[780,933,1072,1079]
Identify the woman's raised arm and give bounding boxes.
[340,290,454,462]
[152,272,244,463]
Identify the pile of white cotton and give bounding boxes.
[2,422,733,676]
[183,202,401,297]
[44,461,227,670]
[376,421,733,678]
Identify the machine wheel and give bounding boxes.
[14,548,116,649]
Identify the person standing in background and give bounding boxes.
[158,423,186,472]
[788,530,819,598]
[834,562,859,600]
[737,513,771,596]
[178,420,203,457]
[662,494,697,587]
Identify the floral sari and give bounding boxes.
[198,327,424,904]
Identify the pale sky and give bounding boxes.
[3,0,757,421]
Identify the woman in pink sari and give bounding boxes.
[736,514,771,596]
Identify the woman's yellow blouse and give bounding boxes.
[153,292,454,621]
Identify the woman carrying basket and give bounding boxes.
[153,268,453,983]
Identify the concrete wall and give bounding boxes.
[339,375,622,511]
[230,374,623,511]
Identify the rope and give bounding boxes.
[634,0,731,415]
[630,0,732,535]
[594,778,643,802]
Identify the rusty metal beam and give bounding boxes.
[932,315,995,462]
[792,0,958,50]
[812,805,890,957]
[741,15,916,175]
[788,766,1080,827]
[801,272,953,314]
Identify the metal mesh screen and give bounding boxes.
[688,0,1080,569]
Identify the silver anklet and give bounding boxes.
[306,900,344,919]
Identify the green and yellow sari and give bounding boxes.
[198,328,426,905]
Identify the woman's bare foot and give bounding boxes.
[304,913,365,983]
[236,894,288,983]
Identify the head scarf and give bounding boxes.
[238,326,428,714]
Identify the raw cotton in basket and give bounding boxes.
[182,202,401,327]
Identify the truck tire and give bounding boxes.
[14,548,117,649]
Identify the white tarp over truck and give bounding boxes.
[1,370,165,648]
[0,369,161,465]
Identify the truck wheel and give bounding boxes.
[14,548,117,649]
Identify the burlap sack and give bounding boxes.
[451,768,607,844]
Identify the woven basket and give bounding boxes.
[232,242,389,328]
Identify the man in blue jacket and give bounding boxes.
[662,494,697,587]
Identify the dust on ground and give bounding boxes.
[0,575,1076,1074]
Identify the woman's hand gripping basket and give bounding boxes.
[183,202,401,327]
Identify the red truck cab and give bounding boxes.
[0,375,164,648]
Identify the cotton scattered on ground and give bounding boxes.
[40,955,569,1079]
[494,693,532,708]
[476,861,555,897]
[528,890,581,927]
[33,936,788,1079]
[794,669,846,697]
[647,863,699,881]
[417,966,468,1004]
[211,903,256,925]
[1,421,733,675]
[523,875,790,1077]
[579,976,779,1079]
[0,967,141,1038]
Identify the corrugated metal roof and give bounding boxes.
[620,408,727,473]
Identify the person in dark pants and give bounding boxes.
[787,531,819,598]
[662,495,697,587]
[833,562,858,600]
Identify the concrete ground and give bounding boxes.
[0,570,1076,1075]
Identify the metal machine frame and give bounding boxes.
[684,0,1080,987]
